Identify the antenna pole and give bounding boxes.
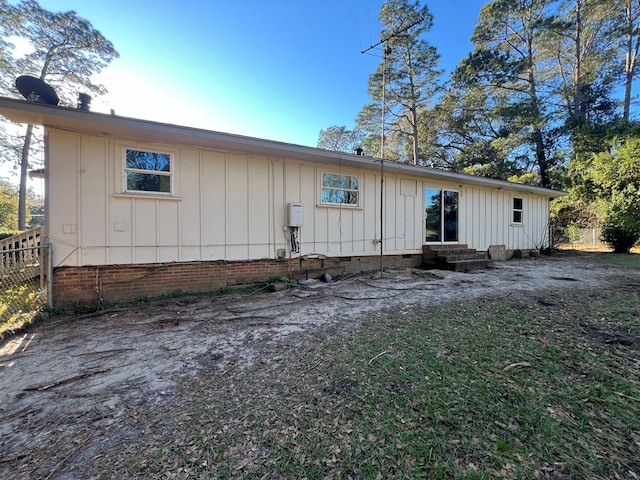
[359,16,423,278]
[380,45,391,277]
[360,17,424,54]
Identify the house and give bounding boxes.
[0,96,565,307]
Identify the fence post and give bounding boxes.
[47,244,53,310]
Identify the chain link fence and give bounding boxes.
[554,227,605,249]
[1,235,52,331]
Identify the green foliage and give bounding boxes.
[440,0,561,187]
[568,136,640,252]
[565,223,582,246]
[0,283,43,338]
[356,0,442,164]
[0,178,19,231]
[507,171,539,185]
[317,126,364,153]
[0,178,42,232]
[0,0,19,95]
[0,283,39,315]
[312,0,640,202]
[602,220,640,253]
[558,127,639,228]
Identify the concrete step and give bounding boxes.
[444,252,488,262]
[423,244,469,253]
[422,244,492,272]
[448,258,492,272]
[423,245,475,261]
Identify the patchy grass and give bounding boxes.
[590,252,640,268]
[109,285,640,479]
[554,249,640,268]
[0,283,45,340]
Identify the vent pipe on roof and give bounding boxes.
[77,93,91,111]
[353,147,364,156]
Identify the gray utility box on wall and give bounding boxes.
[287,203,304,227]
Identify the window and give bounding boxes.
[124,149,172,193]
[321,172,359,205]
[513,197,523,224]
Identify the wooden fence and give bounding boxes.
[0,227,43,272]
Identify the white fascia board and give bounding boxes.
[0,96,566,198]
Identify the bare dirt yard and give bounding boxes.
[1,253,639,479]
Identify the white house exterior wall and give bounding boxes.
[46,129,549,268]
[460,186,550,251]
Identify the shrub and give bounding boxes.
[566,223,582,248]
[0,231,20,241]
[602,221,640,253]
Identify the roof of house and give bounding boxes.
[0,96,566,197]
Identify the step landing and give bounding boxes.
[422,244,492,272]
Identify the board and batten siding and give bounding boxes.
[459,185,550,251]
[46,129,428,268]
[46,129,550,269]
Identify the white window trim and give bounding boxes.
[119,145,177,197]
[319,171,362,207]
[512,196,524,226]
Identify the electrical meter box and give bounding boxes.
[287,203,304,227]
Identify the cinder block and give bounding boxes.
[488,245,507,261]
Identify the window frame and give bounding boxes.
[122,147,174,196]
[512,197,524,225]
[320,171,361,207]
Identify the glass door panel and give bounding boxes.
[425,188,442,242]
[443,190,458,242]
[425,188,458,243]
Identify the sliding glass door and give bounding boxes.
[425,188,458,243]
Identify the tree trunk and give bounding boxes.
[18,124,34,231]
[624,69,634,122]
[623,0,639,122]
[526,32,549,188]
[573,0,583,124]
[533,128,550,188]
[411,105,419,165]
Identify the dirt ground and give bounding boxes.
[1,254,639,479]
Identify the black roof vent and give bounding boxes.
[77,93,91,111]
[353,147,364,156]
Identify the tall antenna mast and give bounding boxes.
[360,16,424,55]
[360,16,423,277]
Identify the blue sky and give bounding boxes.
[25,1,487,147]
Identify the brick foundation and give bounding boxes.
[52,254,423,307]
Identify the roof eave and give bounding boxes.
[0,96,567,198]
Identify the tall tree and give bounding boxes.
[317,125,364,153]
[427,73,528,178]
[2,0,118,230]
[617,0,640,121]
[542,0,617,127]
[455,0,556,187]
[0,1,18,95]
[0,2,23,184]
[357,0,442,165]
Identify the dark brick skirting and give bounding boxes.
[52,254,422,307]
